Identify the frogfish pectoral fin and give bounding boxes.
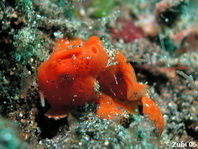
[45,104,70,120]
[141,96,165,134]
[96,94,126,119]
[113,98,139,114]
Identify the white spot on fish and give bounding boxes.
[110,86,116,96]
[113,74,118,84]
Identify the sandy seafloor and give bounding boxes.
[0,0,197,148]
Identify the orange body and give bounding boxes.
[38,36,164,134]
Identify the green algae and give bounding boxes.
[14,27,48,65]
[157,36,177,53]
[91,0,115,18]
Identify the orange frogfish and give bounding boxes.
[38,36,164,134]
